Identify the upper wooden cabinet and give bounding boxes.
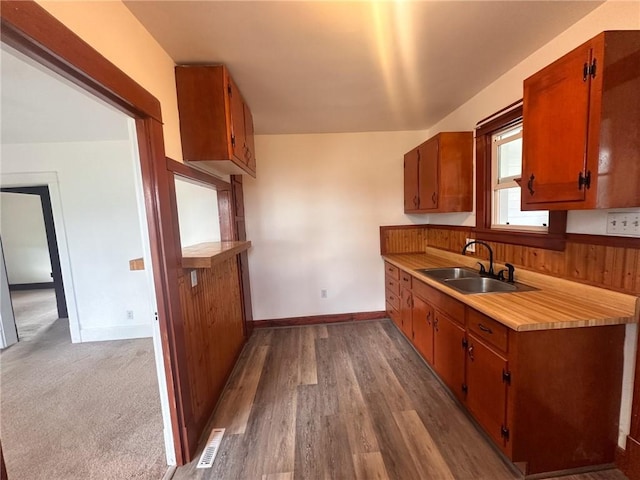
[175,65,257,178]
[522,31,640,210]
[404,132,473,213]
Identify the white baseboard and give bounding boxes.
[79,323,153,342]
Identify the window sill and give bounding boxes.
[475,228,566,251]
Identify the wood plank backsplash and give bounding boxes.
[381,225,640,295]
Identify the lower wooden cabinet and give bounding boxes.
[411,295,434,363]
[383,262,625,476]
[433,311,466,403]
[465,333,508,451]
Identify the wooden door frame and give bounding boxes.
[0,186,68,320]
[0,1,191,464]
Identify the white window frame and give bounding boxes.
[490,122,548,232]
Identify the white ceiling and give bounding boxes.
[0,44,130,145]
[125,0,603,135]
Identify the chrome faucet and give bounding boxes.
[462,240,495,277]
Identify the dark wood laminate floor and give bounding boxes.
[172,320,628,480]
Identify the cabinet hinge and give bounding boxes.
[227,83,232,96]
[578,170,591,190]
[589,59,597,78]
[500,425,510,441]
[417,150,421,161]
[462,384,468,394]
[582,60,597,81]
[502,369,511,385]
[231,134,236,147]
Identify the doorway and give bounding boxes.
[0,40,173,478]
[1,186,67,341]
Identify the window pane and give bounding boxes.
[497,136,522,181]
[495,187,549,227]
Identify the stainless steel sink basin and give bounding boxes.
[444,277,518,294]
[416,266,537,294]
[417,267,480,281]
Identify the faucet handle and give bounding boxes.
[476,262,487,275]
[498,263,515,282]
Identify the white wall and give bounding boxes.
[1,140,154,342]
[0,192,52,284]
[245,130,427,320]
[174,177,221,247]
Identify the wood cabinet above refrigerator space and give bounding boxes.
[176,65,257,178]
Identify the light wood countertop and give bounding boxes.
[182,241,251,269]
[384,247,639,332]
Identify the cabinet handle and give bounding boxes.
[431,192,437,204]
[426,310,431,325]
[478,323,493,334]
[527,174,535,196]
[434,316,439,332]
[467,345,474,361]
[413,195,419,207]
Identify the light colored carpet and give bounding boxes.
[10,289,58,341]
[0,316,168,479]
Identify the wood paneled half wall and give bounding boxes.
[178,256,245,434]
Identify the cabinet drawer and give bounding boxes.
[386,290,400,311]
[413,279,465,324]
[400,271,412,290]
[385,275,400,296]
[385,262,400,280]
[467,309,508,353]
[386,302,401,326]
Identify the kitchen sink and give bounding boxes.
[444,277,518,294]
[416,266,537,294]
[416,267,480,281]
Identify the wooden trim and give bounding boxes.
[166,158,230,191]
[618,438,640,480]
[0,439,6,480]
[181,241,251,269]
[135,118,189,463]
[8,282,54,291]
[217,190,235,242]
[0,1,162,122]
[476,99,523,128]
[567,233,640,249]
[253,311,387,328]
[475,228,566,251]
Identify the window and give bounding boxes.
[491,122,549,231]
[475,102,566,250]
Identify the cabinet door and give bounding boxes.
[522,42,592,207]
[433,312,465,401]
[243,102,256,172]
[400,288,413,339]
[227,75,246,163]
[404,148,420,211]
[466,333,508,449]
[418,137,439,210]
[412,295,434,364]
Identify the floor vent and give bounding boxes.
[196,428,225,469]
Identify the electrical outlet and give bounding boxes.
[191,270,198,287]
[608,212,640,236]
[126,310,134,320]
[465,238,475,252]
[321,289,327,299]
